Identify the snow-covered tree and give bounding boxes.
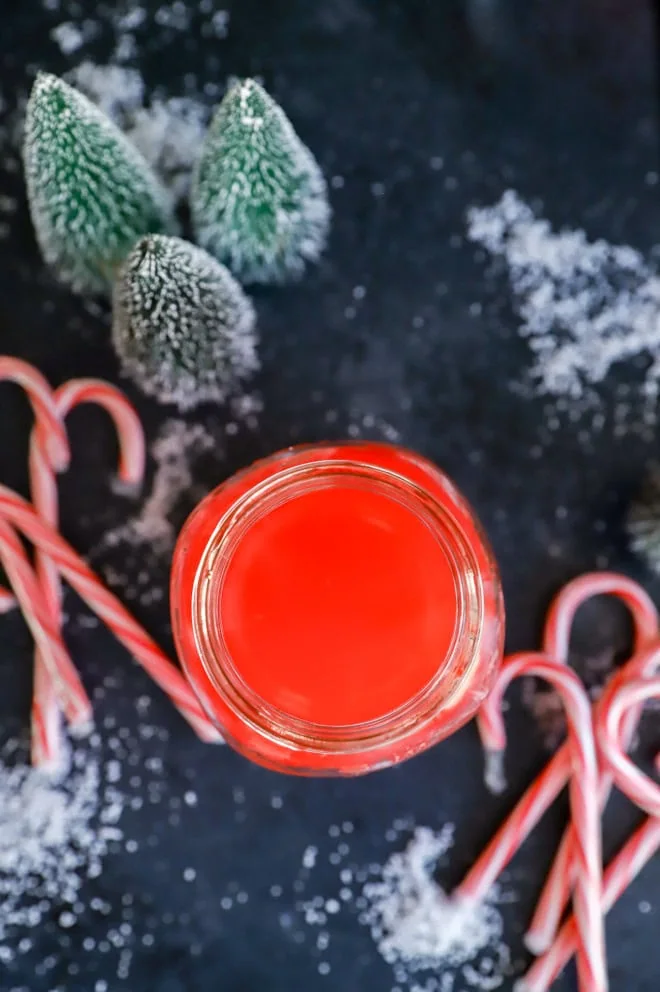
[112,234,258,410]
[23,72,176,295]
[191,79,330,285]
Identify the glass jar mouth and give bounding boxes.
[189,456,486,758]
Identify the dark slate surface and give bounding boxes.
[0,2,659,990]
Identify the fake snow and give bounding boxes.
[110,419,216,552]
[467,190,660,420]
[94,419,219,605]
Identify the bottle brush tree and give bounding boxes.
[23,72,177,296]
[191,78,330,285]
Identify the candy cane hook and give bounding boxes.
[472,653,607,992]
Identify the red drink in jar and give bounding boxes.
[171,443,504,775]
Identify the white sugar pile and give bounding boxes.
[467,190,660,414]
[362,827,510,989]
[0,680,195,984]
[0,732,124,962]
[66,62,211,204]
[289,820,512,989]
[0,683,209,987]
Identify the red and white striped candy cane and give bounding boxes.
[597,675,660,817]
[0,356,70,471]
[55,379,145,485]
[526,639,660,953]
[471,653,607,992]
[0,586,17,613]
[30,379,146,771]
[0,516,91,726]
[453,748,570,903]
[0,357,72,617]
[458,574,657,916]
[0,483,221,743]
[542,572,657,661]
[516,814,660,992]
[524,574,658,952]
[0,357,91,755]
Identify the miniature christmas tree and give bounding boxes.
[627,463,660,575]
[112,234,259,410]
[23,72,177,296]
[191,79,330,285]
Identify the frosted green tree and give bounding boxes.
[112,235,259,410]
[191,79,330,285]
[23,72,176,296]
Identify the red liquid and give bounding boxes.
[171,443,504,775]
[220,485,458,725]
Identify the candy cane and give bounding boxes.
[524,574,658,951]
[526,640,660,953]
[470,653,607,992]
[0,356,69,471]
[30,379,146,771]
[542,572,658,661]
[516,815,660,992]
[453,749,570,903]
[519,695,660,991]
[0,516,91,725]
[0,483,221,743]
[460,574,657,911]
[55,379,145,486]
[29,405,68,771]
[0,587,17,613]
[0,357,71,616]
[597,675,660,817]
[0,358,89,757]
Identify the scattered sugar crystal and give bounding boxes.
[361,827,511,987]
[209,10,230,37]
[0,733,122,960]
[154,1,190,31]
[302,846,318,870]
[51,22,86,54]
[95,419,219,602]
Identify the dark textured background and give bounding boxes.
[0,1,659,989]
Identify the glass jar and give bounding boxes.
[171,442,504,775]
